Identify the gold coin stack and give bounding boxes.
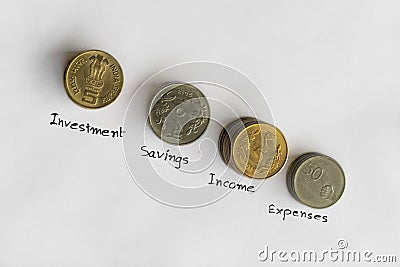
[219,117,288,179]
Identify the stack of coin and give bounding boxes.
[148,83,210,145]
[64,50,123,109]
[219,117,288,179]
[287,153,345,208]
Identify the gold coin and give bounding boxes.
[219,118,288,179]
[64,50,123,109]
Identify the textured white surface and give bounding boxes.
[0,1,399,266]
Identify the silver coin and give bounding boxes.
[287,153,345,208]
[148,83,210,145]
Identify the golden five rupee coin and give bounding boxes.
[64,50,123,109]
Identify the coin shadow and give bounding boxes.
[145,83,161,112]
[135,82,168,132]
[40,46,86,102]
[283,149,311,199]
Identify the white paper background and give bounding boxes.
[0,1,399,266]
